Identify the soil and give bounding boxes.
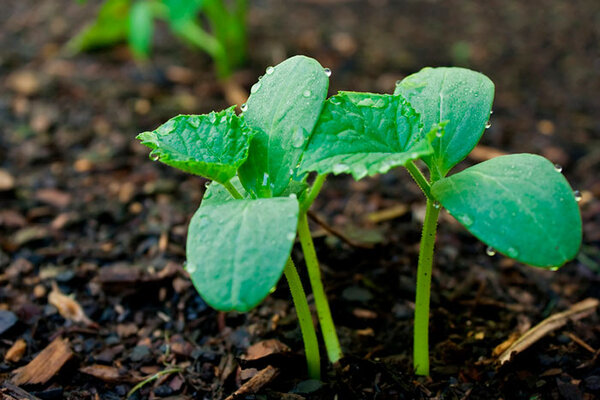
[1,0,599,399]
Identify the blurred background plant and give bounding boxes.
[66,0,247,80]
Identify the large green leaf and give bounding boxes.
[395,67,494,178]
[431,154,582,268]
[300,92,432,180]
[186,197,299,311]
[238,56,329,197]
[136,106,255,184]
[128,0,154,58]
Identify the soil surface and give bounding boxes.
[1,1,599,399]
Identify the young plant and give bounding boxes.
[68,0,247,79]
[137,56,341,379]
[300,67,582,376]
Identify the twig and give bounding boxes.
[307,210,374,249]
[224,365,279,400]
[566,332,597,354]
[497,298,599,365]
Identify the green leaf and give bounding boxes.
[136,106,255,184]
[66,0,130,53]
[163,0,204,29]
[128,1,154,58]
[238,56,329,197]
[202,176,248,205]
[395,67,494,178]
[431,154,582,268]
[186,197,299,311]
[300,92,432,180]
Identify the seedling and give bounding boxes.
[300,67,582,376]
[137,56,342,379]
[68,0,247,79]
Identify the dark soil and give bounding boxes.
[1,0,599,399]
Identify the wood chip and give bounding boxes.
[80,364,122,382]
[1,381,42,400]
[497,298,599,365]
[5,338,27,363]
[48,282,95,327]
[365,204,409,223]
[224,365,279,400]
[12,337,73,385]
[35,188,72,208]
[245,339,291,361]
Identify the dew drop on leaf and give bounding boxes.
[150,153,160,161]
[433,201,441,209]
[357,98,375,107]
[262,173,269,186]
[410,152,419,159]
[208,113,217,123]
[286,232,296,241]
[490,110,494,115]
[288,193,297,199]
[251,82,261,94]
[292,128,306,148]
[574,190,582,202]
[185,262,197,274]
[507,247,519,258]
[486,246,496,256]
[303,89,311,98]
[459,214,473,226]
[554,164,562,173]
[485,121,492,129]
[266,66,274,75]
[324,68,332,77]
[204,181,211,188]
[435,129,443,138]
[241,103,248,112]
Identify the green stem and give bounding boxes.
[283,258,321,379]
[222,180,243,199]
[413,198,441,376]
[406,161,432,200]
[297,212,342,363]
[300,174,326,214]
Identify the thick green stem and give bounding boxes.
[406,161,432,200]
[283,259,321,379]
[413,198,441,376]
[297,212,342,363]
[222,180,243,199]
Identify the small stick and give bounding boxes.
[497,298,599,365]
[307,210,373,249]
[224,365,279,400]
[566,332,597,354]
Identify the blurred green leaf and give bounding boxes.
[128,1,154,58]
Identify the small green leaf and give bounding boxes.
[238,55,329,197]
[163,0,204,29]
[202,176,248,205]
[186,197,299,312]
[431,154,582,268]
[395,67,494,178]
[300,92,432,180]
[136,106,255,184]
[128,1,154,59]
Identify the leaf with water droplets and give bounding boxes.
[431,154,582,268]
[136,106,255,184]
[238,56,329,197]
[202,176,248,206]
[186,197,299,312]
[300,92,433,179]
[395,67,494,178]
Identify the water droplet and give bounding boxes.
[204,181,211,188]
[357,98,375,107]
[324,68,332,77]
[262,173,269,186]
[251,82,261,94]
[289,193,297,199]
[332,163,349,174]
[459,214,473,226]
[289,168,294,175]
[574,190,582,202]
[209,113,217,123]
[286,232,296,241]
[330,96,342,106]
[435,129,443,138]
[485,121,492,129]
[507,247,519,258]
[554,164,562,173]
[266,66,274,75]
[410,152,419,159]
[186,262,197,274]
[303,89,311,98]
[486,246,496,256]
[150,152,160,161]
[241,103,248,112]
[490,110,494,115]
[549,266,560,271]
[292,128,306,148]
[433,201,441,209]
